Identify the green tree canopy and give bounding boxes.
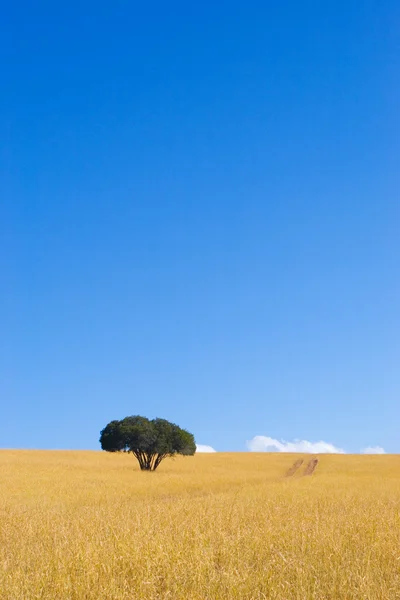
[99,416,196,471]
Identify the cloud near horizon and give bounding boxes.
[196,444,216,453]
[361,446,386,454]
[195,438,386,455]
[247,435,345,454]
[247,435,387,455]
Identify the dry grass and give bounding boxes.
[1,450,400,599]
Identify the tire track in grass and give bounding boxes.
[285,459,304,477]
[304,457,319,476]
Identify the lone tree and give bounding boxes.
[99,416,196,471]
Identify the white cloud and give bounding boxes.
[361,446,386,455]
[196,444,216,453]
[246,435,345,454]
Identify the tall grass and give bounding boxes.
[1,450,399,599]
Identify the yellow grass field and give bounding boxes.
[1,450,400,600]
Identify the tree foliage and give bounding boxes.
[99,416,196,471]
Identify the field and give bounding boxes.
[1,451,400,599]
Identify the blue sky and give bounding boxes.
[1,1,398,453]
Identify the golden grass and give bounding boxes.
[1,450,400,599]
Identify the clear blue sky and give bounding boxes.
[1,1,398,453]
